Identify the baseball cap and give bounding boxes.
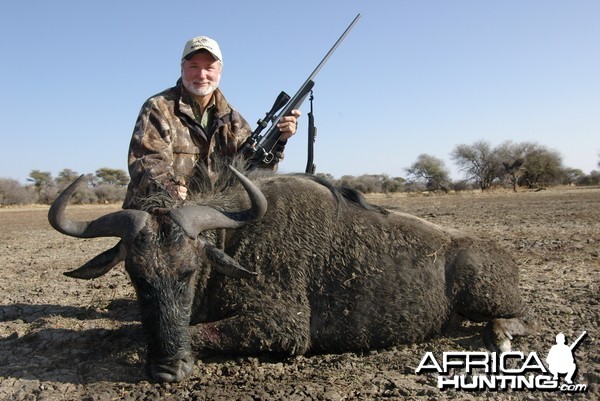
[181,36,223,64]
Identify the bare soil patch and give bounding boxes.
[0,188,598,400]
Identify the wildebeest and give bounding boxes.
[49,167,529,382]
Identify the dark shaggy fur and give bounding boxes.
[56,166,526,382]
[183,170,523,354]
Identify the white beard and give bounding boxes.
[182,74,221,97]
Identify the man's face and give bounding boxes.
[181,51,222,98]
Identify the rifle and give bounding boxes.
[569,331,587,351]
[240,14,361,172]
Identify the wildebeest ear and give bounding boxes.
[64,240,126,280]
[203,243,257,279]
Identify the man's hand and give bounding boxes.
[277,109,302,141]
[168,178,188,201]
[175,185,188,200]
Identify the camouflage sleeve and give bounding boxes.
[126,99,177,202]
[230,109,252,150]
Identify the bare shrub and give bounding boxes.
[0,179,36,205]
[576,170,600,186]
[72,187,99,204]
[451,180,475,192]
[94,184,127,203]
[403,181,427,193]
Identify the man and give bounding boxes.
[546,332,577,384]
[123,36,300,209]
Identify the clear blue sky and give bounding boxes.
[1,0,599,183]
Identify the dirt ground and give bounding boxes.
[0,187,598,400]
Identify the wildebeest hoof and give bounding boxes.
[485,318,529,353]
[147,354,195,383]
[485,320,512,352]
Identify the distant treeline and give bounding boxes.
[1,140,599,205]
[0,168,128,206]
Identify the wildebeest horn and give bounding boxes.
[64,240,127,279]
[169,166,267,239]
[48,175,149,242]
[203,242,257,279]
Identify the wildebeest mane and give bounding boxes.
[292,173,389,215]
[134,155,389,216]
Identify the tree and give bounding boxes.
[27,170,52,190]
[334,174,404,193]
[27,170,56,203]
[381,175,405,193]
[562,168,584,186]
[56,169,80,188]
[495,140,526,192]
[494,141,565,189]
[95,168,129,186]
[576,170,600,186]
[405,154,451,192]
[519,144,563,188]
[451,140,502,190]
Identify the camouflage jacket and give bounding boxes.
[123,80,283,209]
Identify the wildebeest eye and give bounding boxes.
[135,230,154,247]
[178,269,196,283]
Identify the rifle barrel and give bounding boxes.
[306,13,361,83]
[245,13,361,169]
[569,330,587,350]
[272,13,360,129]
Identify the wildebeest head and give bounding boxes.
[48,167,266,382]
